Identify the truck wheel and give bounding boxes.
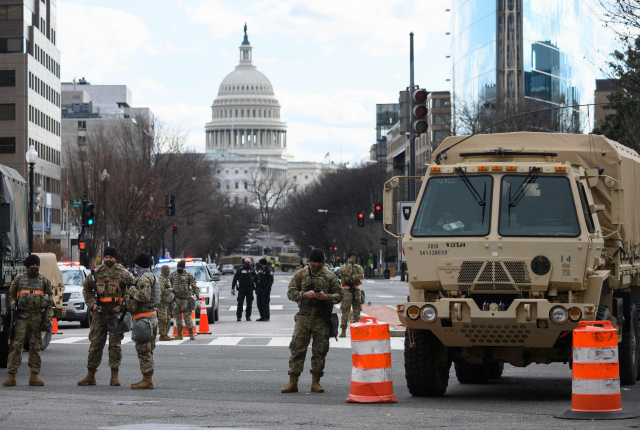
[0,329,9,368]
[282,267,289,272]
[404,329,451,396]
[619,303,639,385]
[80,311,91,329]
[485,362,504,380]
[454,361,489,384]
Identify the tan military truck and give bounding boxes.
[221,255,243,269]
[384,132,640,396]
[278,253,302,272]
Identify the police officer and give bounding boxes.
[2,254,54,387]
[256,258,274,322]
[232,258,256,321]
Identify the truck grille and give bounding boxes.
[457,260,531,292]
[63,293,71,305]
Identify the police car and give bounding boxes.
[58,262,91,328]
[153,258,219,323]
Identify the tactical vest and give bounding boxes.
[257,268,269,288]
[159,275,174,303]
[171,271,192,299]
[94,265,125,306]
[135,271,161,310]
[238,267,254,288]
[16,274,48,311]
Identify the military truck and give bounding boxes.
[278,253,302,272]
[383,132,640,396]
[0,165,64,367]
[221,255,243,269]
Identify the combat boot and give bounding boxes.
[131,374,154,389]
[159,334,173,341]
[281,374,298,393]
[110,369,121,386]
[339,327,347,338]
[77,369,97,386]
[28,372,44,386]
[175,331,183,340]
[187,327,196,340]
[2,373,16,386]
[311,374,324,393]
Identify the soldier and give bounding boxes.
[231,258,256,321]
[339,253,365,337]
[128,252,160,389]
[255,258,274,322]
[78,246,134,387]
[170,260,199,340]
[158,265,174,341]
[281,248,342,394]
[2,254,53,387]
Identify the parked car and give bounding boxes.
[207,264,220,281]
[331,267,341,279]
[153,260,219,323]
[59,263,91,328]
[221,264,235,275]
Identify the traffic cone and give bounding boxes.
[198,297,211,334]
[52,318,62,335]
[346,317,397,403]
[172,317,178,337]
[557,321,636,420]
[182,310,197,337]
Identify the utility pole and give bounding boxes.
[409,32,416,202]
[80,190,86,267]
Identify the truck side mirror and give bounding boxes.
[585,168,600,188]
[383,177,399,228]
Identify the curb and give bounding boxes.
[390,329,405,337]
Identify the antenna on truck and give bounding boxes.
[434,99,640,165]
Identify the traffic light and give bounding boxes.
[357,212,365,227]
[412,89,428,136]
[380,237,388,246]
[374,204,382,221]
[33,185,42,214]
[78,240,85,250]
[85,202,95,226]
[398,90,410,134]
[173,223,177,235]
[165,195,175,216]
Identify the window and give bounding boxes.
[253,109,256,117]
[244,196,248,203]
[241,110,244,118]
[77,136,86,145]
[78,121,86,131]
[431,130,449,143]
[235,196,239,204]
[431,113,450,126]
[0,38,26,54]
[226,170,229,174]
[293,176,297,180]
[235,182,239,189]
[0,137,15,153]
[0,70,15,87]
[235,170,238,174]
[244,182,247,189]
[216,170,220,174]
[226,183,230,190]
[244,170,247,173]
[0,104,15,120]
[235,110,238,117]
[305,175,308,179]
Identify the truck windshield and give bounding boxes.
[411,176,492,237]
[499,176,580,237]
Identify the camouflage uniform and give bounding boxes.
[339,258,364,328]
[170,271,199,331]
[81,264,134,371]
[128,269,158,376]
[6,273,53,375]
[157,274,173,337]
[286,265,342,376]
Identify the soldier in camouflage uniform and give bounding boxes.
[282,248,342,394]
[78,246,134,387]
[339,253,364,337]
[2,254,53,387]
[158,265,174,341]
[170,260,199,340]
[128,252,160,389]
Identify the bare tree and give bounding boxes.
[248,166,293,228]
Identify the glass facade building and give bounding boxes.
[374,103,399,161]
[451,0,596,132]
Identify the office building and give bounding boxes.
[370,103,398,162]
[594,79,618,128]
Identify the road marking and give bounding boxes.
[271,295,281,298]
[50,336,86,344]
[271,305,283,310]
[267,338,291,347]
[157,339,188,346]
[121,337,133,345]
[366,280,374,283]
[377,295,394,298]
[209,337,243,346]
[229,306,237,311]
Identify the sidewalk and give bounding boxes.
[361,304,405,336]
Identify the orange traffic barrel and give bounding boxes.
[558,321,635,420]
[346,316,397,403]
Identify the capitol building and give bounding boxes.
[205,26,337,205]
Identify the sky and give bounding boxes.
[57,0,618,165]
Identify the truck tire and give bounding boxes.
[0,329,9,368]
[404,329,451,396]
[454,361,489,384]
[619,303,639,385]
[282,266,289,272]
[485,362,504,380]
[80,311,91,328]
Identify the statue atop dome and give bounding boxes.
[242,23,250,46]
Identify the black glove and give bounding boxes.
[41,320,51,332]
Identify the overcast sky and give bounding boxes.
[58,0,617,165]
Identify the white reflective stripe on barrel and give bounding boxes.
[572,378,621,395]
[351,339,391,356]
[351,367,393,383]
[573,347,618,363]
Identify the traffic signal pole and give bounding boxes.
[409,32,416,202]
[80,190,86,267]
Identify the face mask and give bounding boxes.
[105,260,116,268]
[27,267,39,275]
[177,268,184,274]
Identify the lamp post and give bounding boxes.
[25,145,38,253]
[100,169,109,246]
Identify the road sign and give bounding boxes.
[71,199,82,208]
[397,201,415,263]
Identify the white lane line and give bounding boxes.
[157,339,187,346]
[366,280,374,283]
[121,337,133,345]
[271,295,281,298]
[50,336,85,344]
[266,338,291,347]
[377,295,394,298]
[229,306,237,311]
[209,337,243,346]
[270,305,283,310]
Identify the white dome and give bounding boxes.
[217,68,274,96]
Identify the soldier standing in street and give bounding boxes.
[339,253,364,337]
[158,265,174,341]
[128,252,160,389]
[255,258,274,322]
[2,254,53,387]
[281,249,342,394]
[78,246,134,387]
[232,258,256,321]
[170,260,199,340]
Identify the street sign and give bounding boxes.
[397,201,415,263]
[71,199,82,208]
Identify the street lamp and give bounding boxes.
[25,144,38,253]
[369,212,374,220]
[100,169,109,245]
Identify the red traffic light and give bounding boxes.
[375,205,381,211]
[358,213,364,218]
[333,247,337,251]
[412,89,428,103]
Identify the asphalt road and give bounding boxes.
[1,271,639,429]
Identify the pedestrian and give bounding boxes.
[255,258,274,322]
[157,265,174,341]
[78,246,134,387]
[231,258,256,321]
[2,254,54,387]
[170,260,199,340]
[128,252,160,389]
[339,253,364,337]
[281,248,342,394]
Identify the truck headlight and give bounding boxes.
[550,306,568,324]
[407,306,420,320]
[70,292,82,299]
[421,305,437,322]
[568,307,582,322]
